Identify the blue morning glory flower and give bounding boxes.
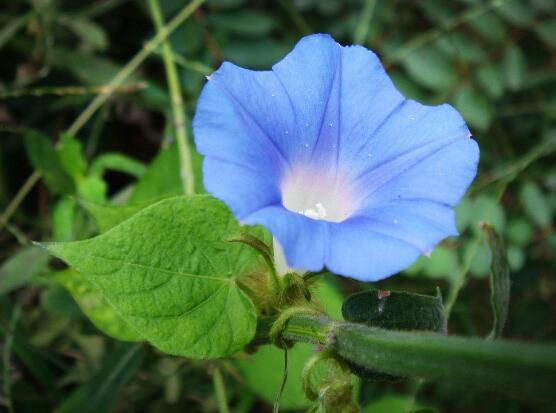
[193,34,479,282]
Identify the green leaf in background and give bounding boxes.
[502,44,526,91]
[129,144,183,203]
[483,223,511,339]
[497,0,535,27]
[42,195,259,358]
[60,16,108,51]
[24,130,75,195]
[475,64,504,99]
[453,85,493,131]
[208,10,277,36]
[467,240,491,278]
[58,133,87,181]
[0,246,51,295]
[52,198,76,242]
[56,343,144,413]
[401,47,458,92]
[535,18,556,47]
[468,195,507,234]
[506,218,534,246]
[77,175,108,203]
[90,153,147,179]
[519,181,552,228]
[237,278,343,410]
[342,289,447,333]
[80,199,158,233]
[362,394,427,413]
[52,268,143,342]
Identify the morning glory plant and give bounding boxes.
[193,34,479,281]
[39,31,556,412]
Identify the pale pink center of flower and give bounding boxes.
[281,166,357,223]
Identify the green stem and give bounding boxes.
[212,366,230,413]
[148,0,195,195]
[255,315,556,404]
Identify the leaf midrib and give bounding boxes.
[69,250,235,283]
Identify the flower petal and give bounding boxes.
[355,199,458,255]
[326,217,421,281]
[244,205,328,272]
[271,34,342,167]
[356,138,479,207]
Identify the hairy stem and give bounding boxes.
[255,315,556,404]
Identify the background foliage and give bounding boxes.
[1,0,555,412]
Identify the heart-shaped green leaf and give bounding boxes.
[42,195,259,358]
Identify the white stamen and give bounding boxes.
[281,166,356,223]
[299,202,327,220]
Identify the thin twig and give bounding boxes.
[0,83,147,99]
[148,0,195,194]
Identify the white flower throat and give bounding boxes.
[281,166,356,223]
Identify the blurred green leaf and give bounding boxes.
[402,47,458,92]
[61,16,108,51]
[520,181,552,228]
[363,394,427,413]
[59,133,87,181]
[497,0,535,27]
[435,33,486,63]
[90,153,146,178]
[77,175,107,203]
[208,10,277,36]
[52,268,143,341]
[455,197,473,232]
[41,284,83,319]
[475,64,504,99]
[469,195,506,233]
[57,343,144,413]
[221,39,289,69]
[53,198,76,242]
[535,18,556,47]
[469,12,507,43]
[0,246,50,295]
[80,199,158,233]
[502,44,526,91]
[507,245,525,271]
[506,218,533,246]
[423,247,459,280]
[483,223,511,339]
[129,144,182,203]
[24,130,75,195]
[468,240,492,278]
[453,85,493,131]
